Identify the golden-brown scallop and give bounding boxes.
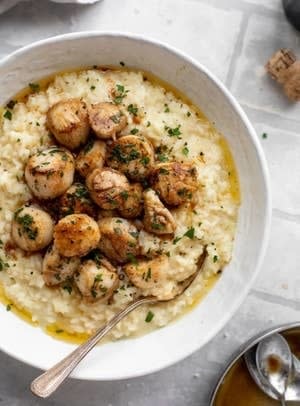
[74,258,119,302]
[124,256,179,300]
[118,183,143,219]
[54,214,100,257]
[106,135,154,181]
[42,244,80,286]
[59,183,96,218]
[150,162,198,206]
[143,189,176,235]
[98,217,140,263]
[76,139,106,178]
[86,168,130,210]
[11,205,54,251]
[25,146,75,199]
[88,102,127,140]
[47,99,89,150]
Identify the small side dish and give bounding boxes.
[0,67,240,341]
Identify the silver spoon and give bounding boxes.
[245,343,300,402]
[256,333,293,405]
[31,249,207,398]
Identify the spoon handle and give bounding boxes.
[280,395,286,406]
[31,296,153,398]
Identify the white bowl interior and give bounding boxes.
[0,33,271,380]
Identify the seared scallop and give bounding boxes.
[106,135,154,181]
[11,205,54,251]
[74,258,119,302]
[143,189,176,235]
[47,99,89,150]
[54,214,100,257]
[25,146,75,199]
[118,183,143,219]
[98,217,140,263]
[42,244,80,286]
[124,256,179,300]
[59,183,96,218]
[86,168,130,210]
[76,139,106,178]
[150,162,198,206]
[88,102,127,140]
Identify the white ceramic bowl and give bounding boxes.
[0,32,271,380]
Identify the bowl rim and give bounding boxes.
[0,31,272,380]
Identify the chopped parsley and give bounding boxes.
[173,236,182,245]
[110,144,140,163]
[146,121,151,127]
[6,304,12,312]
[130,128,139,135]
[164,104,170,113]
[113,84,129,105]
[173,227,195,244]
[3,110,12,120]
[110,112,122,124]
[213,255,219,263]
[90,85,96,90]
[120,61,125,66]
[94,274,103,282]
[145,310,154,323]
[151,222,164,230]
[0,257,9,271]
[182,146,189,156]
[120,190,129,200]
[165,125,182,138]
[187,111,191,117]
[127,104,138,116]
[262,132,268,139]
[83,139,94,154]
[184,227,195,239]
[29,82,40,92]
[55,329,64,334]
[140,156,150,166]
[15,211,38,240]
[127,253,138,265]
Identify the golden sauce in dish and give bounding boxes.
[0,66,240,343]
[213,329,300,406]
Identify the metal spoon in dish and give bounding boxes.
[256,333,293,405]
[31,248,207,398]
[245,342,300,402]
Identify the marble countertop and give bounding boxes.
[1,0,299,405]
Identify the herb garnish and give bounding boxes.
[145,310,154,323]
[15,212,38,240]
[113,84,129,105]
[3,110,12,120]
[164,125,182,138]
[130,128,139,135]
[262,132,268,139]
[127,104,138,116]
[182,146,189,156]
[29,82,40,92]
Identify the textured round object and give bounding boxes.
[54,214,100,257]
[11,205,54,251]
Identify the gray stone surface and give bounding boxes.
[0,0,300,405]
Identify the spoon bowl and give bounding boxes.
[244,334,300,402]
[256,334,293,405]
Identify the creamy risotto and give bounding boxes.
[0,68,240,342]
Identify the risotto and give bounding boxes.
[0,68,240,342]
